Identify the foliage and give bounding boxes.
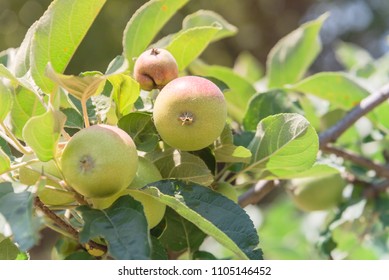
[0,0,389,260]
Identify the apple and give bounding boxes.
[153,76,227,151]
[91,156,165,228]
[133,48,178,91]
[60,124,138,198]
[288,173,346,211]
[128,156,162,189]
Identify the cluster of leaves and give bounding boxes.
[0,0,389,260]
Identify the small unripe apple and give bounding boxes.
[288,173,346,211]
[133,48,179,91]
[60,124,138,198]
[215,182,238,203]
[91,156,165,228]
[153,76,227,151]
[128,156,162,189]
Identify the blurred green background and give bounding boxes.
[1,0,388,74]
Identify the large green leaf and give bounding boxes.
[22,110,66,162]
[0,237,28,260]
[166,26,221,71]
[0,81,13,122]
[288,72,389,129]
[78,196,150,260]
[158,207,206,253]
[267,14,327,88]
[334,41,373,72]
[118,112,159,152]
[243,90,302,131]
[30,0,106,93]
[108,74,140,116]
[233,51,264,83]
[123,0,189,69]
[0,182,40,251]
[214,144,252,163]
[0,64,19,86]
[189,60,256,122]
[10,87,46,140]
[247,113,319,178]
[147,149,214,186]
[13,21,38,77]
[46,64,106,101]
[143,180,263,260]
[182,10,237,42]
[0,148,11,175]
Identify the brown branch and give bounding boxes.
[319,82,389,147]
[363,180,389,198]
[238,180,278,207]
[322,145,389,179]
[33,196,107,254]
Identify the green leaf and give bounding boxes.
[30,0,106,93]
[248,113,319,178]
[22,110,66,162]
[243,90,303,131]
[0,81,13,122]
[334,41,373,71]
[46,64,106,101]
[288,72,389,129]
[0,148,11,175]
[123,0,189,69]
[288,72,369,109]
[118,112,159,153]
[214,144,252,163]
[108,74,140,116]
[280,162,341,179]
[78,196,151,260]
[147,149,214,186]
[0,137,11,158]
[233,51,264,83]
[158,207,206,253]
[0,64,19,86]
[182,10,238,42]
[267,13,328,88]
[13,21,38,77]
[0,182,40,251]
[189,60,256,122]
[166,26,221,71]
[150,236,168,260]
[10,87,46,140]
[61,108,84,129]
[0,237,24,260]
[144,180,263,260]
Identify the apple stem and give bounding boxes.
[81,98,90,128]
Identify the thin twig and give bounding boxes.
[322,145,389,179]
[33,196,107,254]
[363,179,389,198]
[238,180,278,207]
[0,122,33,154]
[319,82,389,147]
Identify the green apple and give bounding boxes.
[60,124,138,198]
[128,156,162,189]
[288,173,346,211]
[153,76,227,151]
[91,156,165,228]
